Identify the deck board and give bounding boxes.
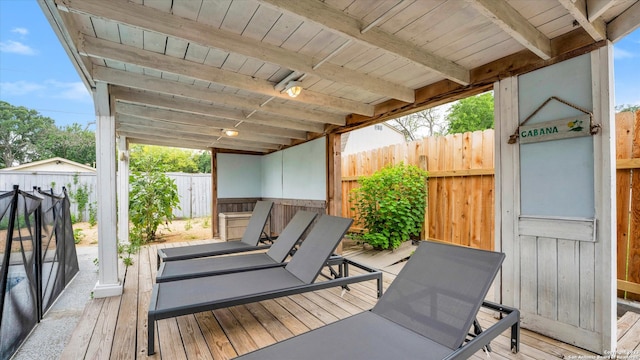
[60,240,639,359]
[194,311,238,359]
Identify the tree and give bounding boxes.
[616,104,640,113]
[0,101,55,168]
[388,107,447,140]
[129,145,199,173]
[446,92,494,134]
[195,151,211,173]
[37,123,96,166]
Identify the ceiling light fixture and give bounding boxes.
[222,129,239,137]
[284,81,303,98]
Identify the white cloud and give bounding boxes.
[0,80,90,102]
[45,80,91,101]
[0,80,45,95]
[614,47,635,60]
[11,27,29,36]
[0,40,36,55]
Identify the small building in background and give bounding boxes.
[342,123,406,155]
[0,157,96,173]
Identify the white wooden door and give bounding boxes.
[494,47,616,354]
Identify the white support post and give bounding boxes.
[591,43,616,354]
[117,136,129,245]
[93,82,122,298]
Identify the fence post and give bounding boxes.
[419,155,429,240]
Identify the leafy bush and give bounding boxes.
[349,163,428,250]
[129,167,180,245]
[73,228,85,244]
[66,173,92,222]
[88,202,97,227]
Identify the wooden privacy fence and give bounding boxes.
[0,171,211,219]
[616,111,640,300]
[342,111,640,298]
[342,129,495,251]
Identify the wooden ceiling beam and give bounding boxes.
[118,129,276,152]
[342,28,602,131]
[117,122,291,146]
[587,0,617,21]
[56,0,414,103]
[467,0,552,59]
[558,0,607,41]
[115,106,307,140]
[90,61,346,126]
[79,35,371,117]
[126,137,210,151]
[127,137,267,154]
[111,87,324,134]
[607,1,640,42]
[258,0,470,85]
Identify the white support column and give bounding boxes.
[494,76,520,307]
[117,136,129,245]
[591,43,616,354]
[93,82,122,298]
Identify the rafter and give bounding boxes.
[467,0,552,60]
[111,87,324,134]
[127,137,265,154]
[115,107,307,140]
[127,138,207,151]
[117,123,291,146]
[258,0,470,85]
[100,55,345,125]
[78,35,372,116]
[607,0,640,42]
[558,0,607,41]
[587,0,617,21]
[94,67,341,127]
[56,0,415,102]
[118,129,276,152]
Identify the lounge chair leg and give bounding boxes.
[148,314,155,355]
[511,321,520,353]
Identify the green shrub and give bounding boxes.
[349,163,428,250]
[67,173,92,222]
[88,202,97,227]
[73,228,85,244]
[129,166,180,245]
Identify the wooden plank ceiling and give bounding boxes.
[41,0,640,154]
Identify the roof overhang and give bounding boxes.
[39,0,640,153]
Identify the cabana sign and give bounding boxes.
[518,114,591,144]
[508,96,600,144]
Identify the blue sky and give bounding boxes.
[1,0,638,129]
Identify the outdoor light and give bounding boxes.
[222,129,239,137]
[284,81,303,98]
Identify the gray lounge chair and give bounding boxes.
[156,200,273,268]
[155,211,318,282]
[148,215,383,355]
[235,241,520,360]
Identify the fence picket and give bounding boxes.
[627,111,640,300]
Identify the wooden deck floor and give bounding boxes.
[60,240,636,359]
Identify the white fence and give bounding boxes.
[0,171,211,220]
